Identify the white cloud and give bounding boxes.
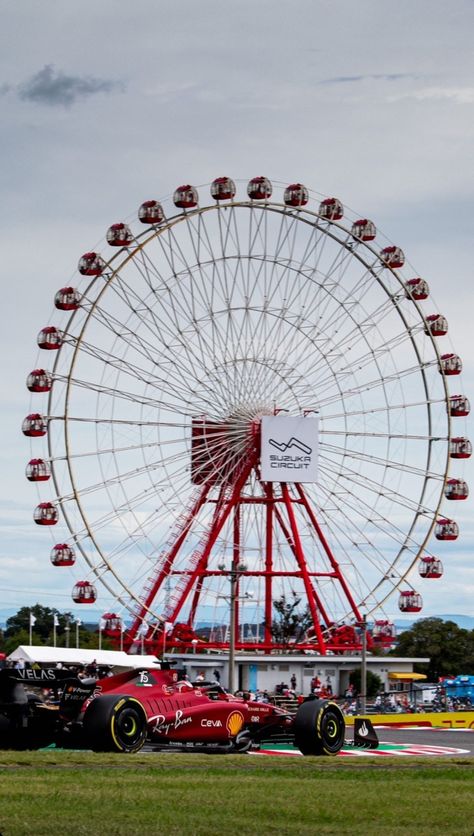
[388,86,474,105]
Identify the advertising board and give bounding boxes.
[260,415,318,483]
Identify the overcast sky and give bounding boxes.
[1,1,473,626]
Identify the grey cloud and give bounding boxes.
[18,64,124,107]
[319,73,416,85]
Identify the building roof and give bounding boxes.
[7,645,161,669]
[388,672,427,681]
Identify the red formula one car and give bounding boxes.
[0,663,378,755]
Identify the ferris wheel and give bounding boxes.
[23,176,471,654]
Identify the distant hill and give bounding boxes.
[395,614,474,632]
[437,614,474,630]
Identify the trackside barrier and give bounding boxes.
[344,711,474,729]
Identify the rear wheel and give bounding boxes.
[293,699,345,756]
[83,695,148,753]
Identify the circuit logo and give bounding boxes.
[269,437,312,455]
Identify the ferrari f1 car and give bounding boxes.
[0,664,378,755]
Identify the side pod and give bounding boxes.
[353,717,379,749]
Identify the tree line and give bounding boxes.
[1,604,473,683]
[0,604,112,656]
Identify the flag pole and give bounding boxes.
[29,611,35,645]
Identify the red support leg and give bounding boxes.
[295,483,362,622]
[280,483,327,654]
[264,481,274,646]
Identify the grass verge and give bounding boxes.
[0,751,472,835]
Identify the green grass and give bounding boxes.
[0,751,472,835]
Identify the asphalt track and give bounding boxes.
[366,725,474,756]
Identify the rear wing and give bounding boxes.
[0,667,87,709]
[0,667,76,689]
[0,668,97,719]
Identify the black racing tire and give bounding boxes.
[293,699,345,756]
[83,694,148,753]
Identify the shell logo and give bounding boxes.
[226,711,244,736]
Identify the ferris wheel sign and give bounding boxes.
[260,416,319,482]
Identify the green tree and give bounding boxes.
[5,604,75,642]
[390,618,474,680]
[349,669,384,697]
[271,592,312,645]
[5,604,77,649]
[3,629,31,657]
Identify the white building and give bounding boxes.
[165,652,429,696]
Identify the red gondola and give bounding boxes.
[22,413,47,437]
[449,437,472,459]
[173,185,198,209]
[398,590,423,612]
[72,581,97,604]
[106,223,134,246]
[445,478,469,500]
[78,252,105,276]
[210,177,236,201]
[54,287,81,311]
[439,353,462,375]
[319,197,343,220]
[26,458,50,482]
[449,395,470,417]
[405,278,429,300]
[372,620,396,640]
[26,369,52,393]
[138,200,165,225]
[351,219,376,241]
[418,556,443,579]
[283,183,309,207]
[425,314,448,337]
[50,543,76,566]
[435,518,459,540]
[100,612,122,636]
[247,177,272,200]
[380,246,405,269]
[34,502,58,526]
[37,326,62,350]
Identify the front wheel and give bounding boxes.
[83,695,148,753]
[293,699,345,756]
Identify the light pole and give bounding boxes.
[75,619,81,649]
[65,618,70,649]
[228,566,238,694]
[360,615,367,714]
[219,560,249,694]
